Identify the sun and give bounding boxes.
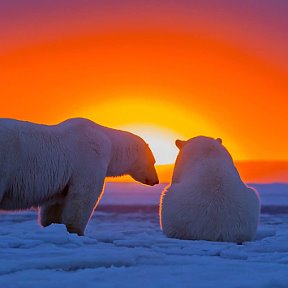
[117,124,185,165]
[77,91,246,162]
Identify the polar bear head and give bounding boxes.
[128,140,159,186]
[175,136,225,157]
[172,136,232,182]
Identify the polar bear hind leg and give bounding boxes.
[39,202,64,227]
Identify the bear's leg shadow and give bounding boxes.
[39,202,64,227]
[60,175,105,236]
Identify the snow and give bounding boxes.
[0,183,288,287]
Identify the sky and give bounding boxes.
[0,0,288,169]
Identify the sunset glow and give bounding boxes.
[81,96,244,162]
[117,124,184,165]
[0,1,288,182]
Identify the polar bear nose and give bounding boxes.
[145,177,159,186]
[154,178,160,185]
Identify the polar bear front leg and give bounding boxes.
[39,203,63,227]
[61,176,105,236]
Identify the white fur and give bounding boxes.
[160,136,260,243]
[0,118,158,235]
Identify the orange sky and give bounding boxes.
[1,1,288,179]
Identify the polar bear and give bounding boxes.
[160,136,260,243]
[0,118,159,235]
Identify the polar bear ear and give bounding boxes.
[175,139,187,150]
[216,138,222,144]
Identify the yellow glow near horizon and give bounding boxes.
[80,91,213,132]
[79,92,246,161]
[117,124,185,164]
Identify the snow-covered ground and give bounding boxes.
[0,183,288,288]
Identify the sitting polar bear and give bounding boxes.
[0,118,159,235]
[160,136,260,243]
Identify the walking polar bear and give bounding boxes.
[160,136,260,243]
[0,118,159,235]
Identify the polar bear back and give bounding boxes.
[160,136,260,242]
[0,118,111,210]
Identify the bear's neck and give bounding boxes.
[172,155,241,184]
[106,130,137,177]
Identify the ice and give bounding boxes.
[0,183,287,287]
[101,182,288,207]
